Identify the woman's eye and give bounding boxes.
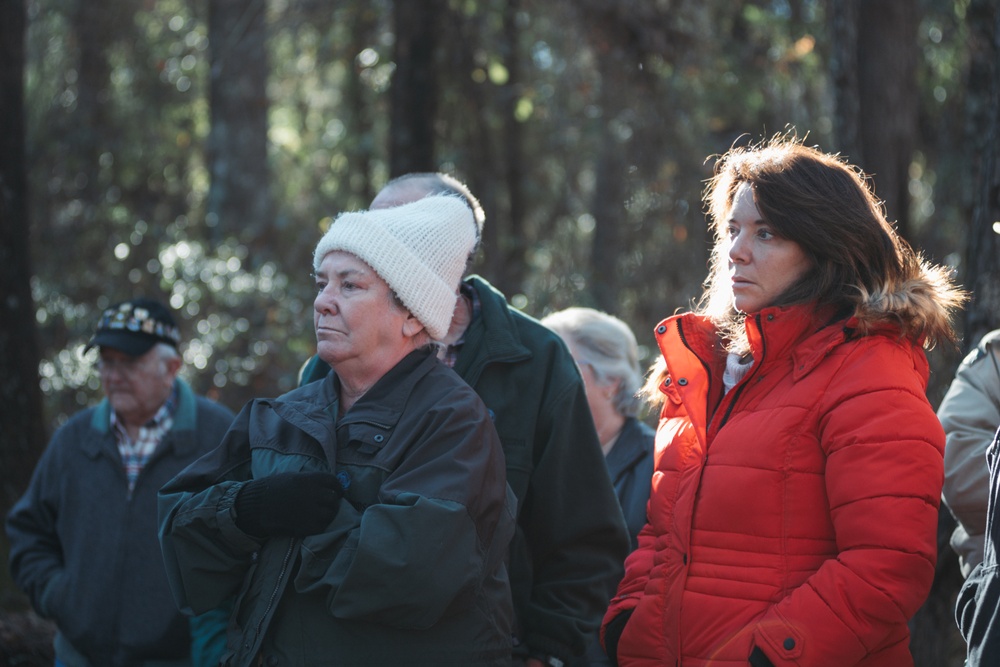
[757,228,774,240]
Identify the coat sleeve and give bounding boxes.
[956,432,1000,665]
[157,403,261,615]
[518,371,631,660]
[751,340,944,666]
[293,398,514,630]
[5,426,73,622]
[939,332,1000,574]
[601,420,661,648]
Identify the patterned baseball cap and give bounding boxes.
[84,298,181,357]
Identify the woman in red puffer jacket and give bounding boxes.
[601,133,965,667]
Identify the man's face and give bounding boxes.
[99,346,178,427]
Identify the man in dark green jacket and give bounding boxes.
[299,173,631,667]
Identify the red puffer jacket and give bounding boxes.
[602,302,944,667]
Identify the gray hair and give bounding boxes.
[541,307,643,417]
[378,172,485,252]
[154,342,181,362]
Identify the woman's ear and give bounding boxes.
[605,377,623,400]
[401,312,426,338]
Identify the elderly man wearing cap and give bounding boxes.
[6,298,236,667]
[158,196,516,666]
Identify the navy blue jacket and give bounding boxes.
[6,379,234,667]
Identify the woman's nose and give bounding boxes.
[728,231,749,264]
[315,288,337,314]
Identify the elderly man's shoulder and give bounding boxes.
[465,275,579,374]
[193,393,237,423]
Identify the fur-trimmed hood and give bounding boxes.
[850,260,966,349]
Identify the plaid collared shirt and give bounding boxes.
[111,386,177,494]
[439,283,481,368]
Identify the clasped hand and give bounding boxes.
[234,471,344,538]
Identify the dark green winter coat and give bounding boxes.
[159,349,515,666]
[7,378,235,667]
[300,276,630,664]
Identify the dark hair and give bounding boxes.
[700,133,960,347]
[641,133,964,401]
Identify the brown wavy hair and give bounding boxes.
[642,132,965,401]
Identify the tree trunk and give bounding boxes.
[827,0,861,160]
[830,0,918,238]
[0,0,46,586]
[857,0,919,238]
[72,2,113,209]
[499,0,525,293]
[389,0,439,176]
[909,5,998,666]
[591,54,627,315]
[207,0,272,249]
[345,6,378,206]
[963,0,1000,345]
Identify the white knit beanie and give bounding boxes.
[313,195,476,340]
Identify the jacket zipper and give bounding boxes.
[716,313,766,431]
[250,539,296,653]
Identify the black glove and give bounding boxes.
[234,471,344,538]
[603,608,634,667]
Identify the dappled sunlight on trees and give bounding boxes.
[17,0,985,424]
[5,2,996,659]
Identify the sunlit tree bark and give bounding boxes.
[857,0,919,238]
[830,0,919,238]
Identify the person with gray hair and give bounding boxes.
[541,307,653,546]
[541,307,654,667]
[6,298,236,667]
[158,196,515,666]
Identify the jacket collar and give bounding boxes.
[267,349,439,468]
[656,304,850,398]
[746,304,846,380]
[337,347,438,428]
[270,348,438,434]
[604,417,653,479]
[454,275,532,378]
[85,378,201,459]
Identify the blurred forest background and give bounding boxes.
[1,0,999,664]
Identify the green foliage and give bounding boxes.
[23,0,975,426]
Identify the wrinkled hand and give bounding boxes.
[234,471,344,538]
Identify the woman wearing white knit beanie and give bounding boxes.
[313,194,477,341]
[159,193,514,666]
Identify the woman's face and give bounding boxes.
[313,251,411,368]
[561,337,619,437]
[725,182,812,314]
